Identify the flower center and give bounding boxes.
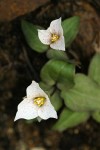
[34,97,46,107]
[51,34,59,43]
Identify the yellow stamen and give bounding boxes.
[51,34,59,43]
[34,97,46,107]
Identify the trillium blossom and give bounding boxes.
[38,18,65,51]
[14,81,57,122]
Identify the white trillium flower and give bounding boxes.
[14,81,57,122]
[38,18,65,51]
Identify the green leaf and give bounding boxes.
[88,53,100,85]
[57,75,74,91]
[51,90,63,111]
[53,108,89,131]
[21,20,48,52]
[62,74,100,111]
[62,16,80,47]
[47,48,68,61]
[92,111,100,123]
[40,59,75,87]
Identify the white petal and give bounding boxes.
[14,98,38,121]
[50,18,63,35]
[38,96,58,120]
[50,36,65,51]
[38,29,51,45]
[26,81,46,99]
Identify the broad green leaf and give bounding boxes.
[62,74,100,111]
[62,16,80,47]
[53,108,89,131]
[47,48,68,61]
[51,90,63,111]
[88,53,100,85]
[40,59,75,87]
[21,20,48,52]
[92,111,100,123]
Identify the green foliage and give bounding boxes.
[51,90,63,111]
[88,53,100,85]
[92,111,100,123]
[40,59,75,88]
[62,74,100,111]
[62,16,80,47]
[21,16,100,130]
[53,108,89,131]
[21,20,48,52]
[47,49,68,61]
[88,53,100,122]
